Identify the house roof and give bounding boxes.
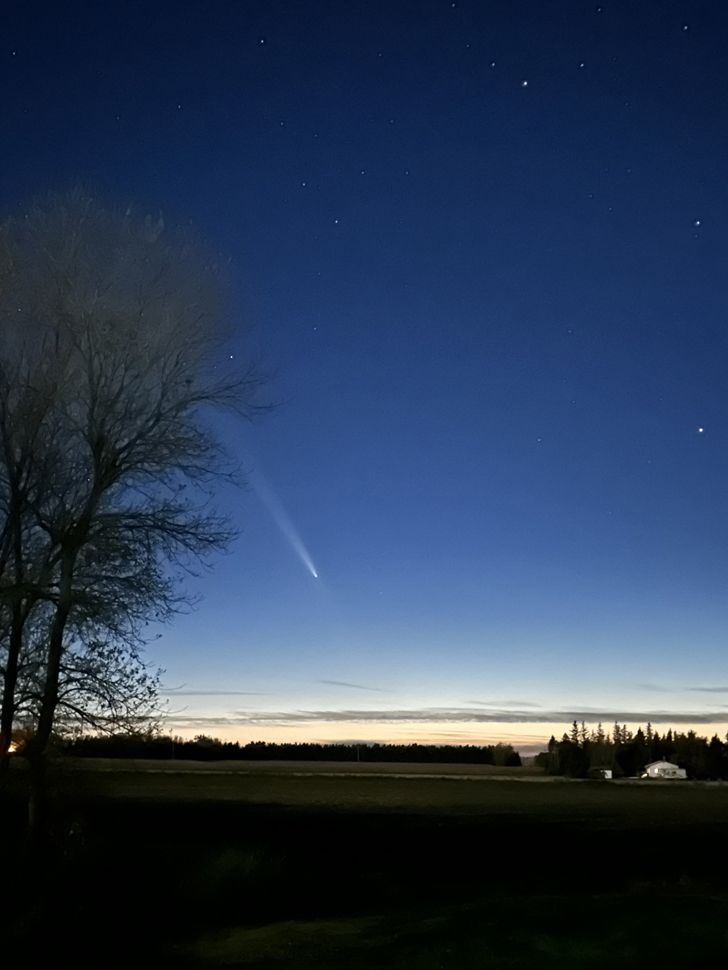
[644,760,679,769]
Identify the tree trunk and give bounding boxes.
[0,603,23,782]
[27,553,74,838]
[0,486,25,780]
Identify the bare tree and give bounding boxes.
[0,189,262,827]
[0,288,63,775]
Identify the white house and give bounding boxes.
[641,760,687,780]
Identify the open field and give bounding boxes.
[5,759,728,967]
[59,756,545,777]
[39,757,728,824]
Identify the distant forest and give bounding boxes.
[58,734,522,766]
[539,722,728,779]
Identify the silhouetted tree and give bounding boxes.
[0,189,262,831]
[543,723,728,780]
[706,735,726,779]
[60,735,525,766]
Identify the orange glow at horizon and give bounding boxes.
[164,718,728,754]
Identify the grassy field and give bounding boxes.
[45,756,728,824]
[5,758,728,967]
[59,756,544,775]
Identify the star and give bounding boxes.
[693,219,701,227]
[521,80,529,88]
[697,427,705,434]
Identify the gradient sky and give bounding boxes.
[4,1,728,753]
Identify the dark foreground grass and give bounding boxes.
[4,761,728,967]
[177,894,728,969]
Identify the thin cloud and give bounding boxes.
[163,690,271,697]
[466,699,542,708]
[317,680,387,693]
[637,683,728,696]
[164,716,251,729]
[218,706,728,726]
[312,738,380,746]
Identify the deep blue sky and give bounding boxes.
[5,1,728,750]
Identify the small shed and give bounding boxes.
[588,767,613,780]
[642,760,687,780]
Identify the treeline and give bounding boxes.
[59,734,522,766]
[537,721,728,779]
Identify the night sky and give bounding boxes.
[5,1,728,752]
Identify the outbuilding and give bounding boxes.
[641,760,687,780]
[588,768,613,780]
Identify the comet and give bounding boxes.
[252,472,319,580]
